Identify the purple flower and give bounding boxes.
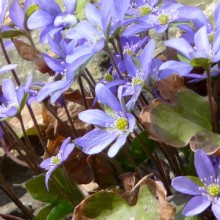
[0,77,28,120]
[126,0,158,18]
[75,83,135,157]
[40,137,74,190]
[9,0,36,32]
[165,26,220,63]
[121,39,155,110]
[0,0,9,28]
[37,35,78,103]
[172,150,220,219]
[27,0,77,43]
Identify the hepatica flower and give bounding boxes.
[165,25,220,63]
[172,150,220,219]
[0,74,31,120]
[75,83,135,157]
[40,137,74,190]
[27,0,77,43]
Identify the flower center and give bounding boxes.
[54,12,77,29]
[124,48,133,56]
[115,118,128,131]
[132,77,143,86]
[139,5,151,16]
[207,185,220,197]
[51,155,61,165]
[104,73,113,82]
[158,14,169,25]
[209,34,214,44]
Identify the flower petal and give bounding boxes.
[9,0,25,31]
[212,202,220,220]
[171,176,201,195]
[164,38,193,60]
[79,109,114,127]
[95,83,122,112]
[62,144,74,161]
[0,64,17,74]
[45,164,60,191]
[194,26,210,55]
[36,0,61,16]
[194,149,215,180]
[40,157,51,169]
[108,133,127,157]
[182,195,210,216]
[75,128,117,155]
[2,79,17,104]
[63,0,76,13]
[27,10,54,29]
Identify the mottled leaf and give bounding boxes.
[72,177,175,220]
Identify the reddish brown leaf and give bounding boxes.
[155,74,186,101]
[87,154,121,189]
[119,172,136,191]
[13,38,41,61]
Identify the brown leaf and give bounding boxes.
[124,177,176,219]
[87,153,121,189]
[155,74,186,101]
[13,38,41,61]
[190,132,220,155]
[139,99,165,142]
[13,38,54,75]
[119,172,136,191]
[65,148,94,184]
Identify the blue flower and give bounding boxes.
[75,83,135,157]
[40,137,74,190]
[0,76,29,120]
[172,150,220,219]
[0,0,9,28]
[121,39,155,110]
[37,35,77,103]
[27,0,77,43]
[165,26,220,63]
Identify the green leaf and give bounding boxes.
[75,0,90,20]
[47,200,73,220]
[73,178,172,219]
[34,201,74,220]
[19,93,29,113]
[177,53,190,63]
[140,89,220,154]
[1,30,24,38]
[190,58,211,69]
[25,174,64,203]
[25,4,39,18]
[34,204,55,220]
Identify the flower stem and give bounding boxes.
[17,114,40,164]
[26,104,49,154]
[0,36,20,86]
[42,101,75,139]
[206,67,218,132]
[0,174,34,219]
[2,122,40,174]
[132,130,171,194]
[51,176,77,207]
[78,76,89,109]
[122,144,141,178]
[61,95,78,138]
[105,45,123,79]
